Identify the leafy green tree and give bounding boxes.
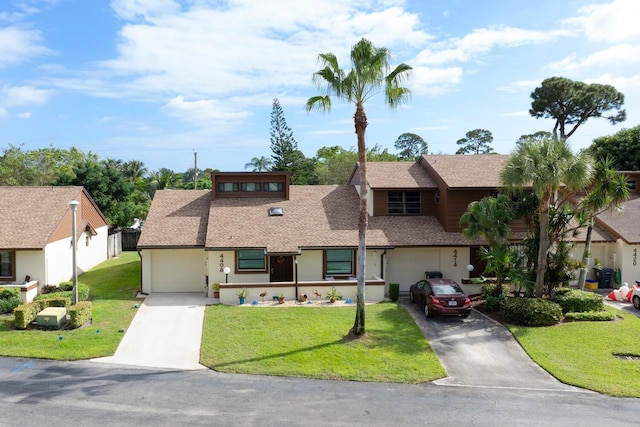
[530,76,625,141]
[315,146,358,184]
[245,156,273,172]
[576,157,629,290]
[394,133,428,160]
[147,168,176,197]
[122,160,147,183]
[501,138,593,298]
[306,38,412,337]
[590,125,640,170]
[456,129,495,154]
[515,131,552,148]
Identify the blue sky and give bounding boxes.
[1,0,639,173]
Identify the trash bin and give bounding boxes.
[593,267,613,288]
[425,271,443,279]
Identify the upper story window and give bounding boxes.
[237,249,266,271]
[388,191,420,215]
[241,183,262,192]
[218,182,239,192]
[325,249,354,276]
[264,182,284,192]
[0,250,15,280]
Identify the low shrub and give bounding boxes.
[41,284,60,294]
[388,283,399,302]
[502,297,563,326]
[551,289,604,314]
[69,301,92,329]
[480,282,510,298]
[0,288,20,299]
[564,311,616,322]
[483,295,506,312]
[12,297,70,329]
[34,283,90,302]
[0,297,21,314]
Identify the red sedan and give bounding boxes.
[409,278,471,318]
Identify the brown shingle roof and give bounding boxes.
[137,190,211,248]
[594,195,640,244]
[356,162,437,189]
[421,154,511,188]
[0,186,83,249]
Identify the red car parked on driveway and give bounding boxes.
[409,278,471,318]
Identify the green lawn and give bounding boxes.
[509,306,640,397]
[0,252,142,360]
[201,303,447,383]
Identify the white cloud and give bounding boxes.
[415,26,567,66]
[410,65,463,95]
[0,26,52,68]
[496,80,544,93]
[584,73,640,90]
[162,95,252,126]
[565,0,640,43]
[17,111,32,119]
[0,85,53,107]
[548,44,640,71]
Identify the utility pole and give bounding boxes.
[194,150,198,190]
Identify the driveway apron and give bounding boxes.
[401,299,584,392]
[93,293,214,370]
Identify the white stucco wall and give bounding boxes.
[141,248,206,293]
[15,250,45,286]
[76,225,108,273]
[44,238,74,286]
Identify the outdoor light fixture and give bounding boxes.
[223,266,231,283]
[68,200,80,305]
[467,264,474,272]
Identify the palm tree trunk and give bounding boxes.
[351,101,368,337]
[577,219,594,291]
[536,203,550,298]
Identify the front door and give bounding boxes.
[270,255,293,282]
[469,246,487,278]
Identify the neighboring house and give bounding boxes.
[0,186,109,301]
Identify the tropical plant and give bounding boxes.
[305,38,412,336]
[326,287,342,303]
[236,288,248,299]
[501,138,593,297]
[576,157,629,290]
[244,156,273,172]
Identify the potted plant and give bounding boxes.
[278,293,286,304]
[212,282,220,298]
[326,287,342,303]
[236,288,248,304]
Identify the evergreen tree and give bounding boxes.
[270,98,298,172]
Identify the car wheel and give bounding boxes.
[409,292,414,303]
[633,295,640,310]
[424,303,433,318]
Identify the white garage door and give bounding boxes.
[151,249,205,292]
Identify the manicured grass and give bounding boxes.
[0,252,142,360]
[509,306,640,397]
[201,303,446,383]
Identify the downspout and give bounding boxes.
[380,250,387,280]
[137,249,146,296]
[294,255,299,301]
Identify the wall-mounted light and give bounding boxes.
[467,264,474,272]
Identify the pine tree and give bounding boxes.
[270,98,298,172]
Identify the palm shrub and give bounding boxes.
[502,298,563,326]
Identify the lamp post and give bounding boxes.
[68,200,80,305]
[223,266,231,283]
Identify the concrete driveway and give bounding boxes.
[93,293,215,370]
[401,298,586,392]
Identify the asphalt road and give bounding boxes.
[1,357,639,426]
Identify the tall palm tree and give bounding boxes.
[306,38,412,336]
[576,157,629,290]
[244,156,273,172]
[501,138,592,298]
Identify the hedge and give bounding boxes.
[480,282,510,298]
[0,297,21,314]
[34,283,90,303]
[502,297,564,326]
[388,283,399,302]
[564,311,616,322]
[483,295,506,312]
[13,297,71,330]
[69,301,92,329]
[0,287,20,299]
[551,288,604,314]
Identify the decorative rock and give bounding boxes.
[134,304,139,309]
[345,298,352,304]
[252,299,258,305]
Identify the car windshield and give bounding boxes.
[433,284,463,295]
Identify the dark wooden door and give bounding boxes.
[469,246,487,278]
[270,256,293,282]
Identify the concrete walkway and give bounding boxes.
[92,293,215,370]
[401,298,586,392]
